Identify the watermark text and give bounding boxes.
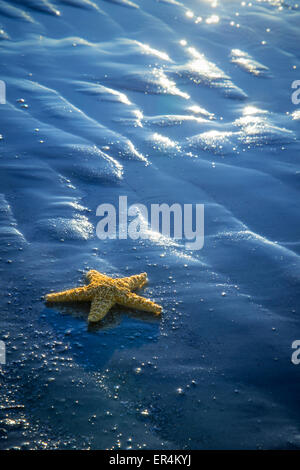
[291,80,300,105]
[0,340,6,365]
[96,196,204,250]
[0,80,5,104]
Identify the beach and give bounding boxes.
[0,0,300,450]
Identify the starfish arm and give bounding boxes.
[117,292,162,315]
[88,293,115,323]
[86,270,110,283]
[46,286,91,303]
[117,273,148,291]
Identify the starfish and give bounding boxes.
[45,270,162,323]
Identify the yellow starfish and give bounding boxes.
[45,270,162,323]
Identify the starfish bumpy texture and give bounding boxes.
[45,270,162,323]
